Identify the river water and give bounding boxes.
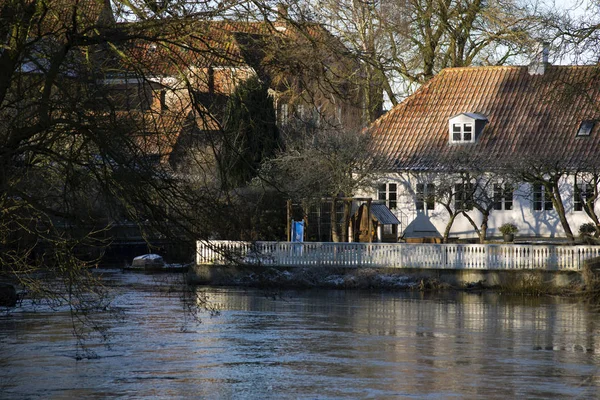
[1,269,600,399]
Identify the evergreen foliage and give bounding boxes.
[219,76,281,189]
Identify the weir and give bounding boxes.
[196,240,600,270]
[192,241,600,288]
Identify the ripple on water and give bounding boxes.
[1,274,600,399]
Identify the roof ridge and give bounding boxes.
[442,65,524,73]
[442,64,599,73]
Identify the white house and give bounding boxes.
[359,63,600,241]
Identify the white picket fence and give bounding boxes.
[196,240,600,271]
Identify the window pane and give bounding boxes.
[459,182,474,210]
[416,183,424,210]
[504,186,513,210]
[453,124,461,141]
[533,184,542,211]
[586,185,594,199]
[378,184,386,201]
[426,183,435,210]
[577,120,595,136]
[389,195,397,209]
[463,124,473,141]
[574,184,583,211]
[493,184,502,210]
[389,183,397,209]
[455,184,463,210]
[544,187,553,210]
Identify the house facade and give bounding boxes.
[359,63,600,241]
[94,14,369,170]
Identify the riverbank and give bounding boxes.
[188,263,589,295]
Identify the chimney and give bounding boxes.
[528,42,551,75]
[97,0,116,27]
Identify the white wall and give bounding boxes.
[356,172,600,239]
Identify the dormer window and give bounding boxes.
[449,112,488,144]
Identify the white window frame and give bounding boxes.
[454,182,474,211]
[378,183,397,210]
[416,183,435,211]
[574,180,594,212]
[450,122,475,143]
[533,183,553,211]
[493,183,513,211]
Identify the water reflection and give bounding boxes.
[1,270,600,399]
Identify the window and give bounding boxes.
[574,181,594,211]
[159,90,168,110]
[454,183,474,210]
[450,122,475,143]
[464,124,473,141]
[378,183,397,209]
[452,124,461,141]
[279,103,289,124]
[533,184,553,211]
[448,113,487,144]
[493,184,513,210]
[577,120,595,137]
[416,183,435,211]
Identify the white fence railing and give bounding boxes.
[196,240,600,271]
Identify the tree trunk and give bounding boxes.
[443,213,458,243]
[341,200,351,242]
[330,198,338,242]
[581,175,600,238]
[479,214,489,244]
[461,211,481,242]
[549,181,574,242]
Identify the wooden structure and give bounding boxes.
[287,197,399,243]
[351,203,400,243]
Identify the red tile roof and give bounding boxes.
[121,18,342,78]
[38,0,113,34]
[368,65,600,171]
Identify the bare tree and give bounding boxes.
[507,156,575,241]
[0,0,260,318]
[261,125,379,242]
[309,0,544,111]
[573,169,600,238]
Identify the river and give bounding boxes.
[1,268,600,399]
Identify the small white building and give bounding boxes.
[360,64,600,241]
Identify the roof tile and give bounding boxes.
[369,65,600,170]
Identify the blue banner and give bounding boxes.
[292,220,304,242]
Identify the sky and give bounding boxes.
[553,0,597,64]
